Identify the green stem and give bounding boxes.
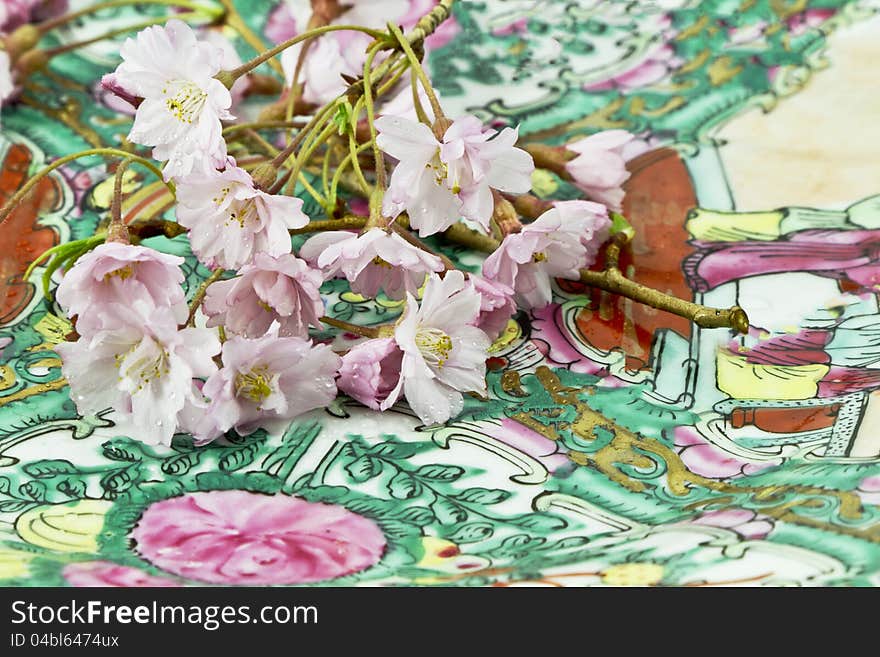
[222,120,306,136]
[362,42,387,191]
[43,13,207,58]
[109,159,132,226]
[217,0,283,77]
[36,0,222,33]
[289,216,367,235]
[0,148,170,227]
[320,316,381,339]
[387,21,444,121]
[222,24,387,85]
[186,268,225,327]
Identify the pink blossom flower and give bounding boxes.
[394,271,491,425]
[175,164,308,270]
[55,242,188,335]
[468,274,516,340]
[55,301,220,446]
[63,561,180,587]
[132,490,386,584]
[203,253,324,339]
[197,327,341,440]
[565,130,634,212]
[376,114,534,235]
[112,20,234,181]
[1,0,67,32]
[277,0,409,106]
[299,228,444,300]
[281,31,375,106]
[98,73,140,113]
[482,201,610,309]
[337,337,404,411]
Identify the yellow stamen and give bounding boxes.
[415,327,453,368]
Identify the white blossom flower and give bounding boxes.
[376,114,534,236]
[175,164,309,270]
[55,301,220,446]
[113,20,234,180]
[0,50,14,119]
[392,271,491,425]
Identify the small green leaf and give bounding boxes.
[161,451,201,476]
[414,464,465,482]
[56,478,87,499]
[22,460,78,479]
[609,211,635,240]
[345,455,383,483]
[388,471,422,500]
[432,498,468,525]
[0,500,32,513]
[392,506,435,526]
[19,481,47,501]
[332,99,354,136]
[446,521,494,544]
[369,441,421,459]
[510,513,568,532]
[453,487,511,505]
[102,442,139,462]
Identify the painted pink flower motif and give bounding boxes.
[376,114,534,235]
[530,303,605,375]
[132,491,386,585]
[196,326,341,441]
[299,228,444,300]
[337,337,404,411]
[482,201,610,309]
[55,242,188,335]
[203,253,325,339]
[175,164,308,270]
[565,130,634,212]
[673,426,780,479]
[63,561,180,587]
[583,45,679,93]
[691,509,774,540]
[468,274,516,340]
[856,475,880,505]
[486,417,569,474]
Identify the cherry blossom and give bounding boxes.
[482,200,610,309]
[376,114,534,235]
[203,252,325,339]
[175,164,308,270]
[337,337,404,411]
[55,301,220,446]
[0,51,14,121]
[299,228,444,300]
[468,274,517,340]
[393,270,491,424]
[112,20,234,180]
[55,242,188,334]
[565,130,634,212]
[196,326,341,441]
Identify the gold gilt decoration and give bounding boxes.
[517,367,880,543]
